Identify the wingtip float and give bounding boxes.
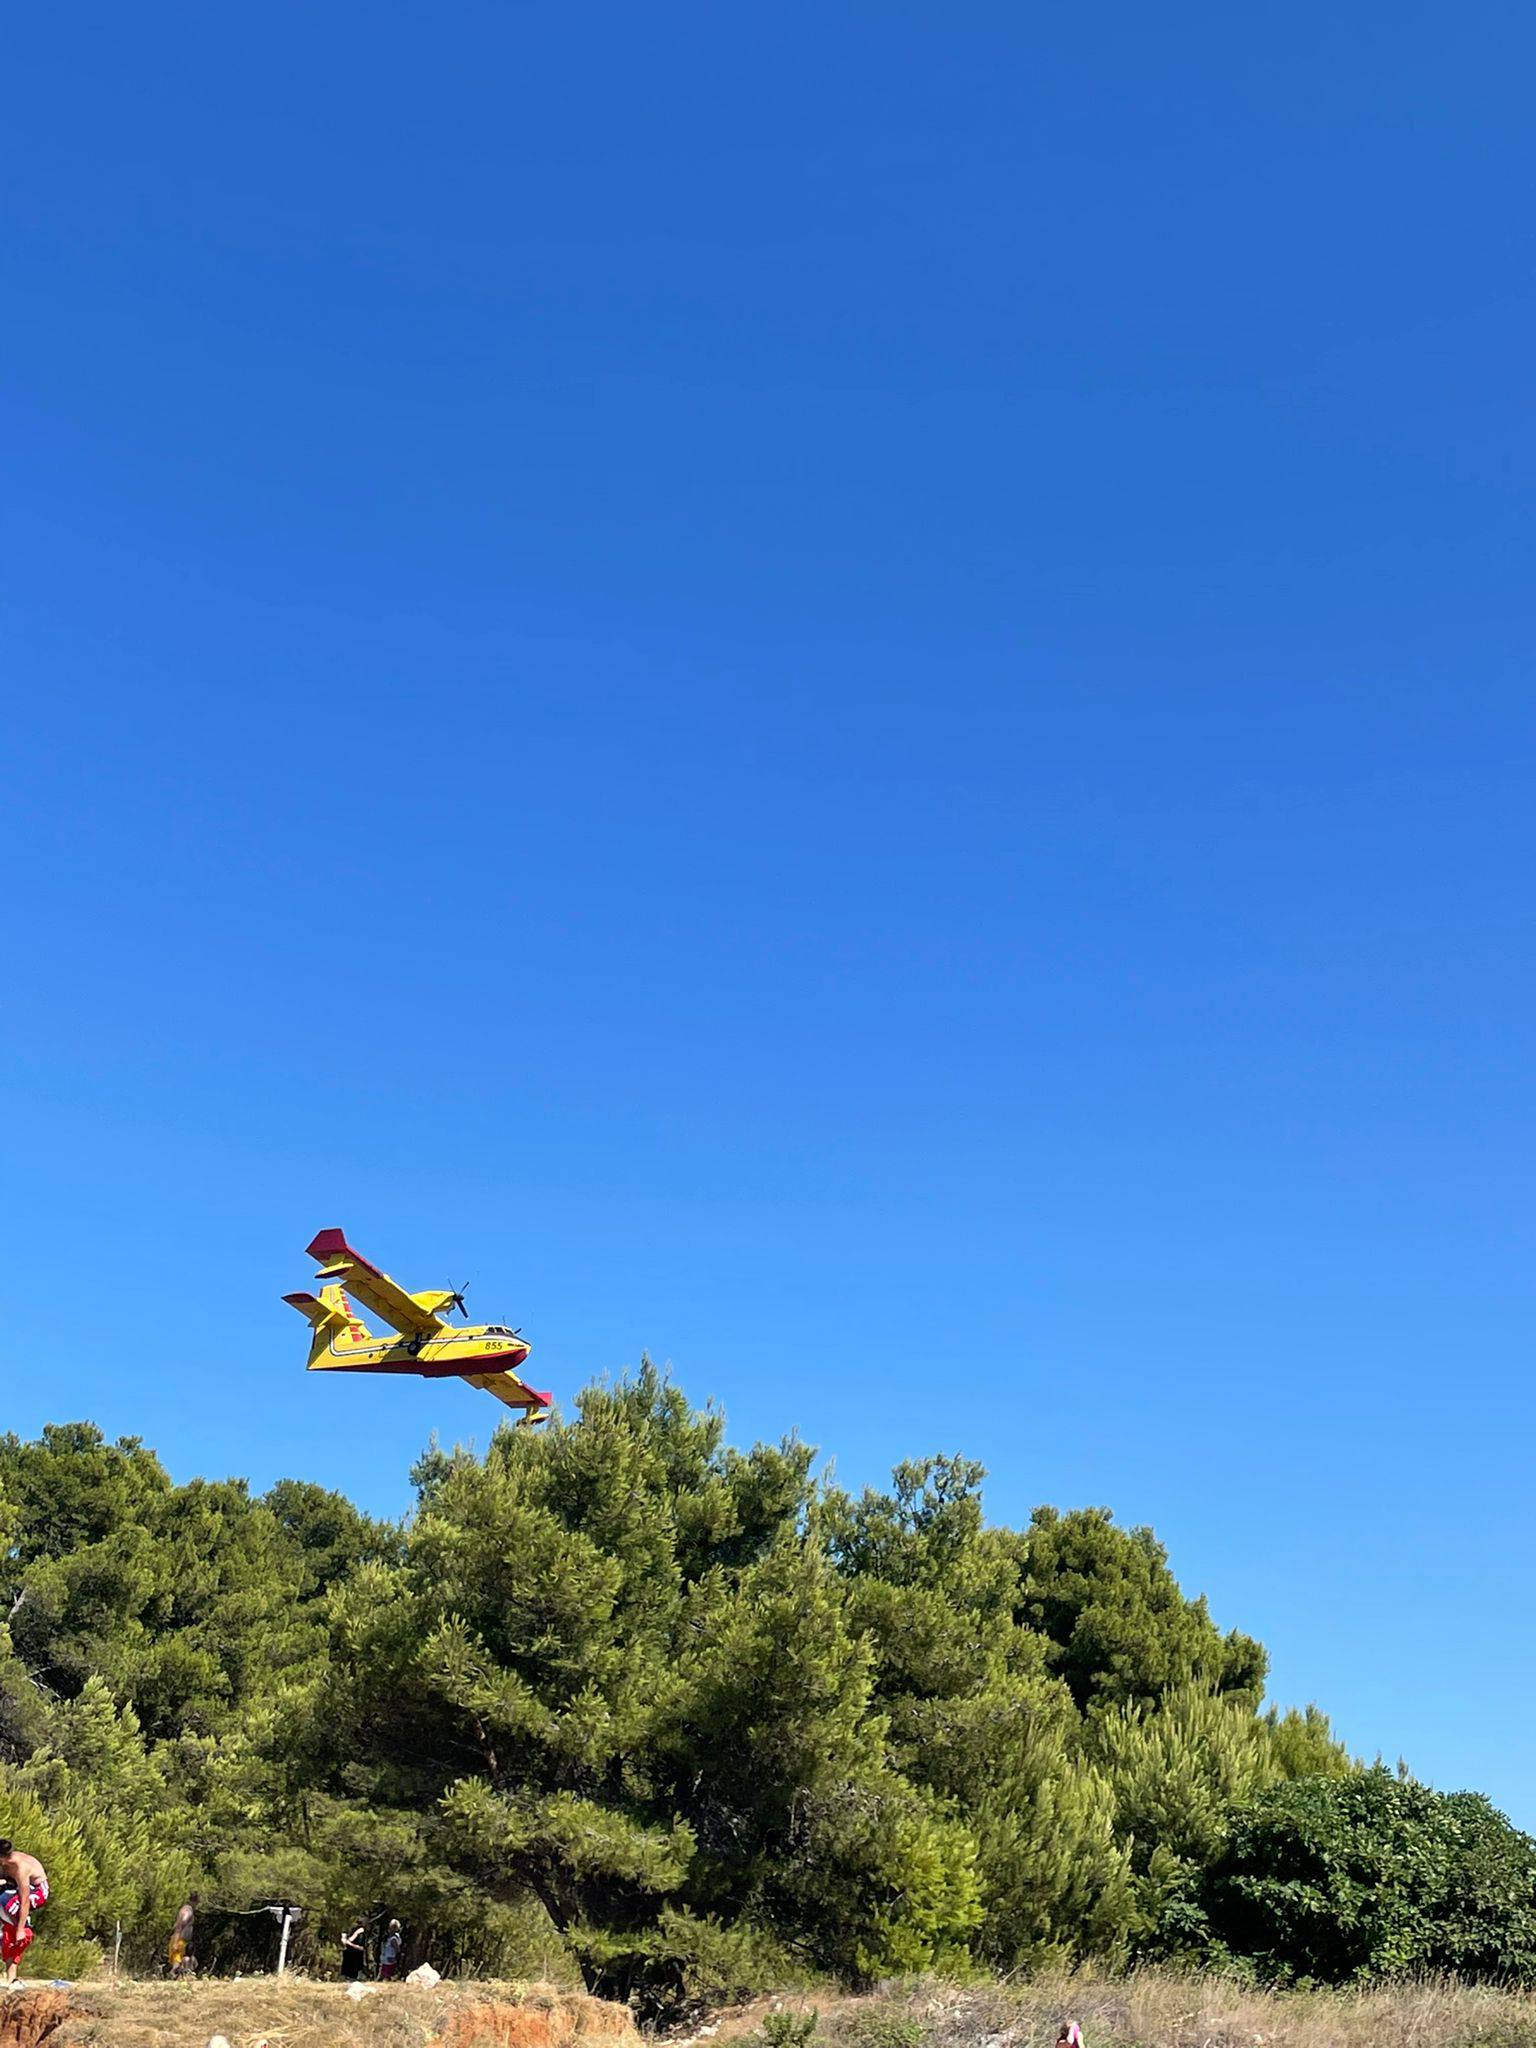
[284,1227,552,1425]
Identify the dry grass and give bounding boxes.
[675,1970,1536,2048]
[15,1965,1536,2048]
[8,1974,637,2048]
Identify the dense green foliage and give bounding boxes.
[1193,1771,1536,1985]
[0,1375,1530,1999]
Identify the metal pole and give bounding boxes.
[112,1922,122,1979]
[276,1906,292,1977]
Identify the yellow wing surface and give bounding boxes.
[305,1228,447,1341]
[466,1372,549,1423]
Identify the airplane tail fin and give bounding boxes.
[283,1286,356,1368]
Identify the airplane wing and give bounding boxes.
[305,1228,447,1341]
[466,1371,553,1425]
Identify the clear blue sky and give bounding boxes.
[7,4,1536,1824]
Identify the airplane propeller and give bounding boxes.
[447,1284,470,1320]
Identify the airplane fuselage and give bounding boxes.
[308,1317,548,1415]
[313,1322,532,1379]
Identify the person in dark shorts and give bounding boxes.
[340,1917,368,1980]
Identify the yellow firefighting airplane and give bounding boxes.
[284,1229,551,1422]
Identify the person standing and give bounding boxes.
[0,1841,50,1988]
[167,1893,198,1978]
[340,1917,368,1981]
[378,1918,403,1980]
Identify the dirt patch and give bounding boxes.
[437,1994,639,2048]
[0,1991,78,2048]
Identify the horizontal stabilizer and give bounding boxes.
[283,1290,347,1331]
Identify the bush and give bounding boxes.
[1198,1769,1536,1983]
[760,2011,819,2048]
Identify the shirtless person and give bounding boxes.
[0,1841,49,1987]
[168,1893,198,1978]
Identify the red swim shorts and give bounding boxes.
[0,1880,48,1966]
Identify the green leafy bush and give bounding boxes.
[1198,1769,1536,1983]
[760,2009,819,2048]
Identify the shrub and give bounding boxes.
[760,2011,819,2048]
[1198,1769,1536,1983]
